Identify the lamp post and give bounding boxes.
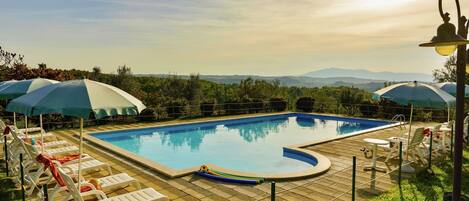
[419,0,469,200]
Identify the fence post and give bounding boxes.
[352,156,356,201]
[428,131,433,171]
[4,135,9,177]
[271,181,275,201]
[398,141,403,186]
[43,184,48,201]
[451,124,454,159]
[20,153,25,201]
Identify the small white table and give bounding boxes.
[363,138,389,172]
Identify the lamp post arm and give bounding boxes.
[439,0,450,22]
[466,20,469,33]
[455,0,461,20]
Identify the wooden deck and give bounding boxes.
[2,115,440,201]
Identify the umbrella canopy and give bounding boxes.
[0,80,18,92]
[433,82,469,97]
[0,78,59,100]
[6,79,146,119]
[373,81,455,108]
[373,81,455,163]
[6,79,146,192]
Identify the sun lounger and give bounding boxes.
[21,154,109,196]
[34,140,70,149]
[17,127,43,134]
[0,120,54,143]
[48,172,141,200]
[56,166,168,201]
[0,119,43,133]
[59,159,112,175]
[379,127,427,163]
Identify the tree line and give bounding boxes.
[0,46,450,127]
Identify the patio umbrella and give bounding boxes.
[6,79,146,191]
[433,82,469,97]
[373,81,455,159]
[0,78,59,99]
[0,80,18,125]
[0,79,18,90]
[0,78,59,137]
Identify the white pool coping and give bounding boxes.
[82,112,401,180]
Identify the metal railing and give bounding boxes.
[264,133,453,201]
[0,101,453,132]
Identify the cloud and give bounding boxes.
[0,0,466,75]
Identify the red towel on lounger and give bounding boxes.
[3,126,11,135]
[36,154,66,187]
[423,128,432,137]
[36,154,96,192]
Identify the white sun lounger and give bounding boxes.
[57,167,168,201]
[17,127,43,133]
[21,154,111,196]
[18,142,79,160]
[48,171,140,200]
[60,159,112,175]
[43,146,79,156]
[34,140,70,149]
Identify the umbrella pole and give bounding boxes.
[40,114,44,153]
[25,116,28,136]
[406,104,413,160]
[448,104,451,123]
[13,112,16,128]
[400,104,416,173]
[77,118,83,192]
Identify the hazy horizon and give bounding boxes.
[2,0,464,75]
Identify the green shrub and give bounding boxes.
[269,97,287,112]
[224,99,248,115]
[166,99,188,118]
[200,100,216,116]
[153,106,168,119]
[295,97,315,112]
[138,108,157,121]
[359,101,378,117]
[378,99,410,119]
[248,98,265,113]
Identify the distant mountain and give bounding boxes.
[304,68,433,82]
[138,74,387,92]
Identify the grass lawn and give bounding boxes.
[0,163,22,201]
[372,147,469,201]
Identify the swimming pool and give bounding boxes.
[91,113,394,178]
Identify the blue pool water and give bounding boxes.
[93,113,391,174]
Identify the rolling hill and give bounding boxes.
[304,68,433,82]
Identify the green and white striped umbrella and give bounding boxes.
[373,81,455,162]
[373,81,455,108]
[0,78,59,100]
[6,79,146,192]
[433,82,469,97]
[0,80,18,92]
[6,79,145,119]
[0,78,57,129]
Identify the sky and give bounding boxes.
[1,0,468,76]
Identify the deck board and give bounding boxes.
[1,113,442,200]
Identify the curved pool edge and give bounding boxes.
[80,112,398,180]
[201,148,330,180]
[82,131,331,180]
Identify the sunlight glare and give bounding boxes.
[354,0,413,10]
